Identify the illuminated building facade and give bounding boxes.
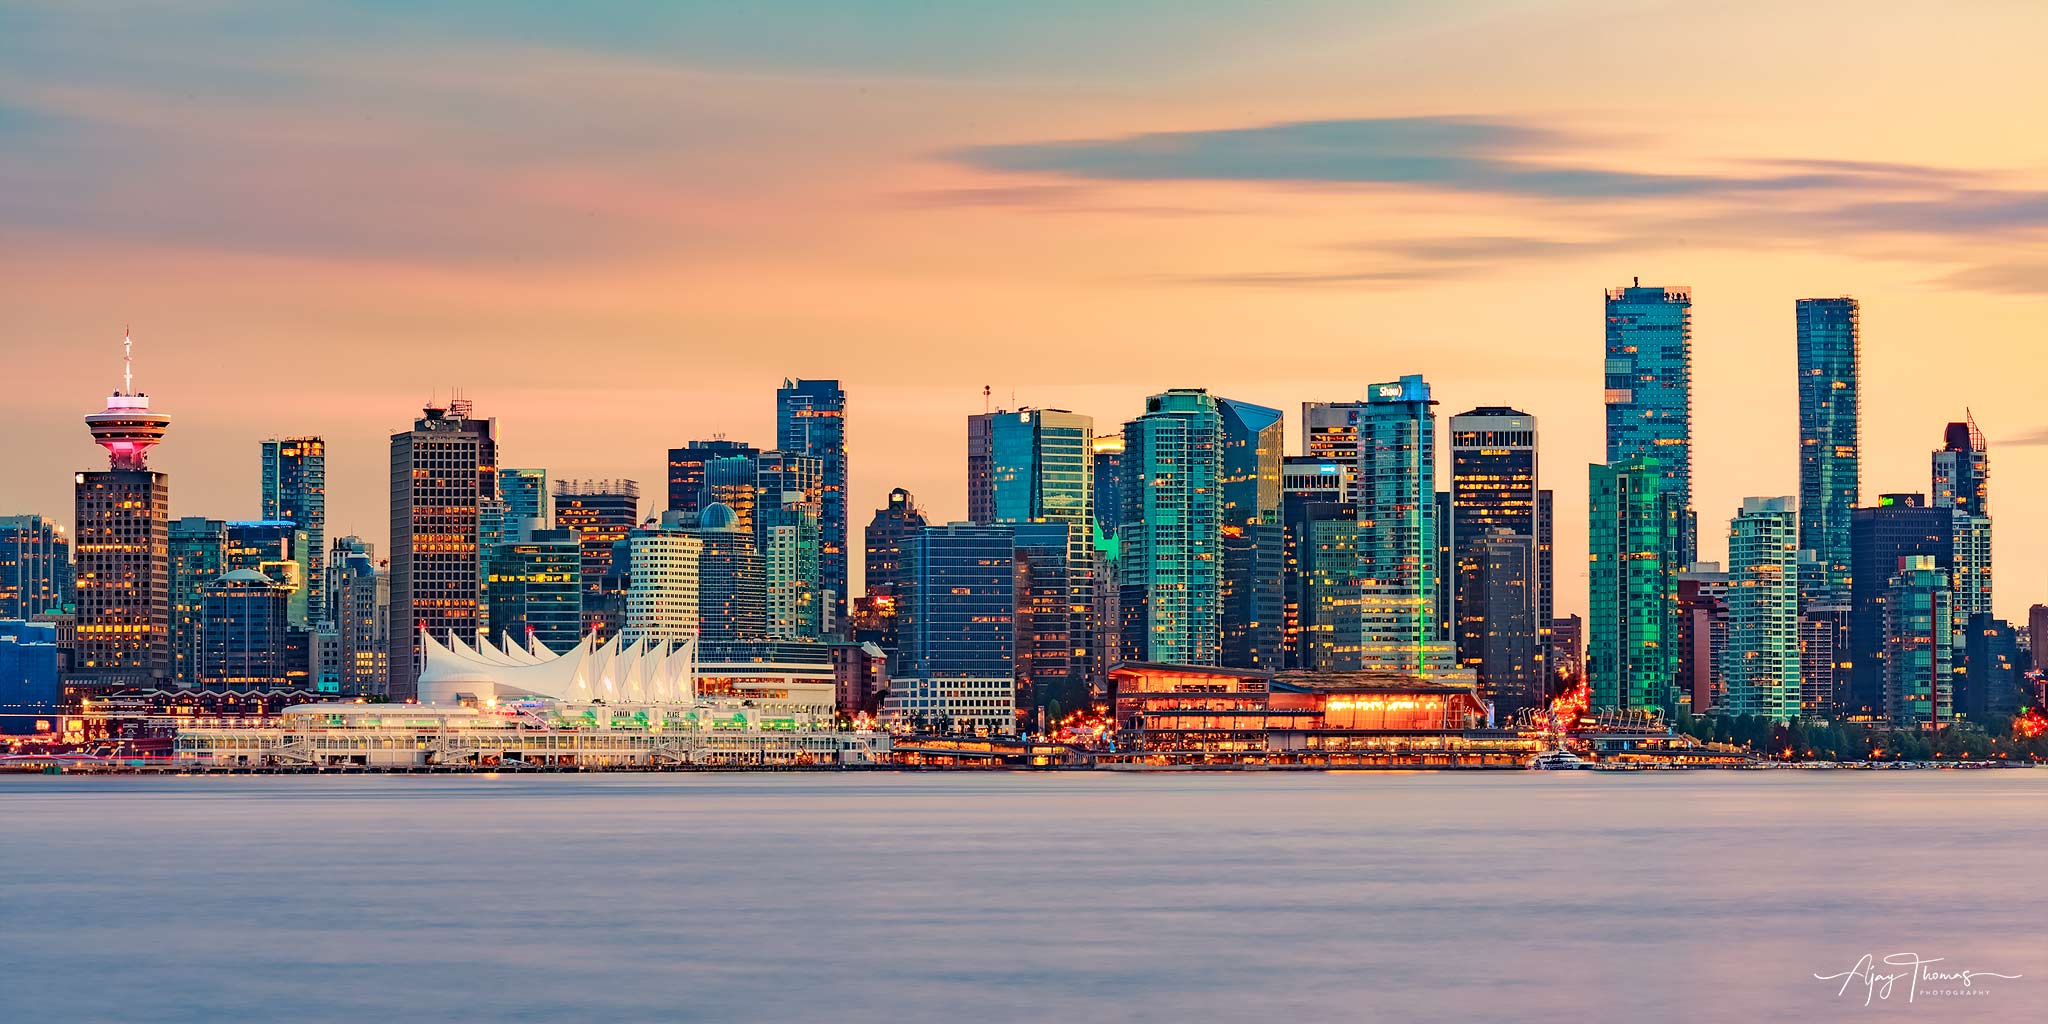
[1723,497,1800,721]
[1798,603,1847,719]
[623,525,703,644]
[1217,397,1284,671]
[1883,555,1953,728]
[168,516,226,688]
[75,333,172,687]
[1674,563,1729,715]
[895,522,1016,732]
[1469,529,1540,716]
[198,569,292,689]
[1302,401,1366,464]
[1355,375,1454,673]
[488,528,584,651]
[1449,406,1549,686]
[0,514,71,620]
[1959,613,2022,723]
[688,504,767,642]
[1280,456,1351,670]
[1605,281,1696,563]
[0,620,61,735]
[327,536,386,696]
[1847,495,1951,720]
[260,436,325,617]
[388,401,496,701]
[864,487,925,594]
[1796,297,1859,602]
[1588,457,1679,714]
[776,379,847,626]
[1549,615,1584,689]
[224,520,309,624]
[1933,416,1992,624]
[553,479,639,642]
[1118,389,1221,666]
[757,487,822,640]
[1012,521,1079,717]
[498,468,550,532]
[972,408,1097,691]
[1289,499,1359,672]
[666,439,758,517]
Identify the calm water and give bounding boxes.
[4,770,2044,1022]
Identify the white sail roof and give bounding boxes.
[417,629,700,704]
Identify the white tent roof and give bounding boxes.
[417,630,698,705]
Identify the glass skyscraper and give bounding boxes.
[1118,389,1222,666]
[1884,555,1953,728]
[1588,457,1679,714]
[666,440,759,516]
[388,401,496,700]
[488,529,585,651]
[553,480,640,642]
[1795,297,1859,602]
[0,514,71,620]
[1605,281,1695,562]
[776,379,847,627]
[970,408,1096,695]
[1847,495,1952,721]
[1932,415,1992,623]
[1448,407,1549,688]
[900,522,1015,682]
[260,436,325,618]
[1355,375,1454,673]
[1217,398,1284,671]
[498,468,550,532]
[168,516,226,688]
[1723,497,1800,722]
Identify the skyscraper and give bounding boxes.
[1471,529,1540,715]
[0,514,71,620]
[1675,563,1730,715]
[969,408,1098,685]
[1798,602,1849,720]
[1012,520,1080,716]
[498,468,550,531]
[75,332,172,686]
[900,523,1016,682]
[1089,434,1126,687]
[1723,497,1800,722]
[1302,401,1367,463]
[687,503,766,643]
[224,520,309,624]
[666,440,759,517]
[622,524,703,645]
[1959,614,2022,723]
[1605,281,1696,562]
[1118,389,1221,666]
[167,517,226,689]
[1847,495,1951,721]
[776,379,847,627]
[260,436,326,617]
[1449,407,1548,682]
[1933,415,1992,622]
[553,480,640,642]
[758,486,824,640]
[487,527,584,651]
[1281,456,1353,669]
[326,536,386,696]
[1217,398,1284,671]
[863,487,926,595]
[1884,555,1953,729]
[198,569,291,690]
[1355,375,1453,673]
[1588,457,1679,715]
[1796,297,1859,602]
[388,401,496,700]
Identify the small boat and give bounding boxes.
[1528,749,1591,770]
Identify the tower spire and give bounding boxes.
[123,326,133,395]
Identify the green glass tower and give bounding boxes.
[1588,457,1679,715]
[1356,375,1454,673]
[1723,497,1800,722]
[1118,389,1221,666]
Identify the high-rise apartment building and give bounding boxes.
[1588,457,1679,715]
[622,524,703,644]
[260,436,326,617]
[1796,297,1859,602]
[75,334,172,686]
[776,379,847,627]
[553,480,639,642]
[1675,563,1729,715]
[1884,555,1953,729]
[1798,603,1849,720]
[388,401,496,700]
[1355,376,1454,673]
[167,517,226,688]
[1118,389,1221,665]
[0,515,71,620]
[1605,281,1696,563]
[1723,497,1800,722]
[1933,416,1992,623]
[326,536,386,696]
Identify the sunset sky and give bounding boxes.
[4,1,2046,620]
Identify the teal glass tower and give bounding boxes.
[1118,389,1221,666]
[1216,397,1284,670]
[776,379,847,627]
[1884,555,1953,728]
[1355,375,1453,673]
[1723,497,1800,722]
[970,408,1096,694]
[1605,281,1695,562]
[1795,297,1859,602]
[1588,457,1679,715]
[260,436,326,619]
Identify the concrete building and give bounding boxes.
[74,332,172,688]
[389,400,496,700]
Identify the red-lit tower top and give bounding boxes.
[85,328,170,471]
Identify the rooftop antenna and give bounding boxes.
[982,385,991,414]
[123,326,133,394]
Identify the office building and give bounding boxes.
[1302,401,1366,463]
[969,408,1097,684]
[2032,605,2048,678]
[0,514,71,620]
[1933,416,1993,623]
[1118,389,1222,666]
[198,569,292,690]
[74,334,172,686]
[1469,529,1541,716]
[1959,614,2022,723]
[896,523,1016,732]
[1355,375,1454,673]
[554,479,639,642]
[1588,457,1679,715]
[167,517,226,688]
[1449,407,1550,682]
[1796,297,1859,602]
[260,436,325,617]
[1217,398,1284,671]
[666,439,759,517]
[1723,497,1800,722]
[1550,615,1585,690]
[388,400,496,700]
[498,468,550,532]
[1883,555,1953,729]
[224,520,309,623]
[776,379,848,626]
[326,536,386,696]
[688,503,767,642]
[758,486,824,640]
[1090,434,1126,687]
[1012,521,1081,716]
[0,620,61,735]
[1281,457,1352,669]
[622,524,703,644]
[864,487,925,595]
[487,527,584,651]
[1605,280,1696,562]
[1847,495,1951,721]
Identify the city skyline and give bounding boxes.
[4,4,2048,624]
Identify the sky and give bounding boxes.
[3,0,2046,621]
